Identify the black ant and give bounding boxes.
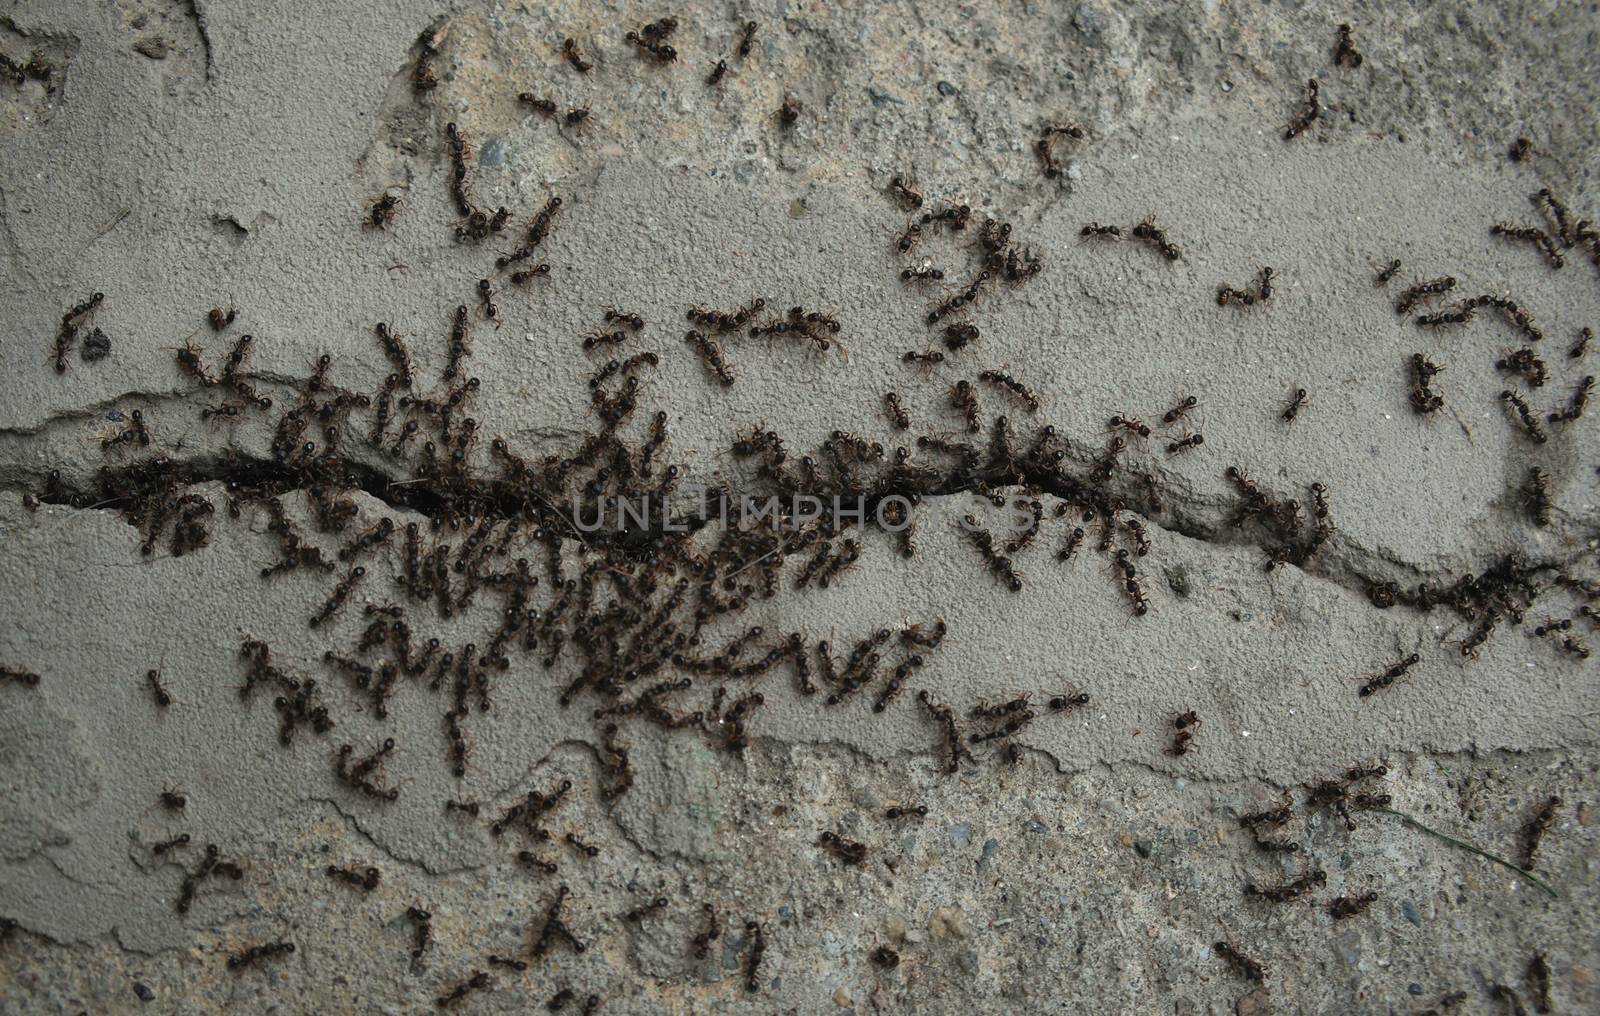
[1519,796,1561,869]
[146,667,173,708]
[1333,23,1363,68]
[367,193,400,230]
[227,941,295,971]
[779,94,801,126]
[978,370,1039,412]
[686,330,734,386]
[737,20,758,59]
[153,833,191,856]
[1281,387,1309,422]
[706,59,728,85]
[1500,389,1548,444]
[949,380,980,432]
[1326,892,1377,919]
[1215,941,1264,983]
[1359,652,1418,697]
[1548,374,1594,424]
[1166,432,1204,455]
[326,865,381,891]
[564,107,591,128]
[889,175,924,210]
[561,37,592,73]
[1284,78,1319,140]
[160,787,187,811]
[520,93,558,117]
[1080,223,1122,240]
[884,392,910,430]
[1375,259,1401,286]
[1131,217,1181,260]
[1168,710,1199,756]
[1162,395,1198,424]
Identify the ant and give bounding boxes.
[1168,710,1199,755]
[737,20,758,59]
[1215,941,1264,983]
[895,221,921,254]
[1166,432,1204,455]
[817,830,868,865]
[520,93,558,117]
[901,262,945,284]
[367,193,400,230]
[706,59,728,85]
[1284,78,1319,140]
[227,941,295,971]
[1523,470,1548,528]
[561,37,592,73]
[511,263,551,285]
[623,896,668,922]
[943,322,979,351]
[1358,652,1418,697]
[1572,326,1593,359]
[779,94,801,126]
[1519,795,1561,869]
[978,370,1040,412]
[692,903,722,959]
[564,107,591,128]
[1394,276,1455,315]
[1162,394,1198,425]
[436,970,491,1008]
[1500,389,1548,444]
[1281,387,1309,422]
[604,309,645,331]
[1374,258,1401,286]
[686,330,735,386]
[1549,374,1594,424]
[1332,23,1363,68]
[1326,891,1378,919]
[1247,868,1326,902]
[1080,223,1122,240]
[884,392,911,430]
[1109,414,1150,440]
[885,804,929,820]
[889,175,924,210]
[326,865,381,891]
[1131,216,1181,261]
[160,787,187,811]
[153,833,191,856]
[208,304,238,331]
[949,379,981,432]
[146,667,173,708]
[744,921,766,992]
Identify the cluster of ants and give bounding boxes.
[14,12,1597,1010]
[1214,764,1562,1015]
[1377,188,1594,510]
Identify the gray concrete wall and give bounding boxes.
[0,1,1597,1013]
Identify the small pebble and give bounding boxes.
[936,81,958,96]
[1400,899,1421,926]
[133,37,171,60]
[132,982,154,1002]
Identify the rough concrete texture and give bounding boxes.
[1,0,1599,1013]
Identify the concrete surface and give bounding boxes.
[1,0,1598,1013]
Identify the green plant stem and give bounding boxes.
[1372,807,1559,899]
